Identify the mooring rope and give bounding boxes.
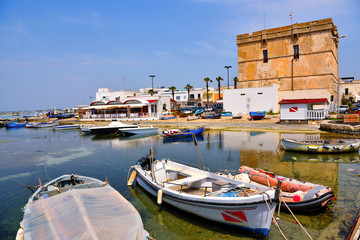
[262,193,288,240]
[279,196,313,240]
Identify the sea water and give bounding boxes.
[0,127,359,240]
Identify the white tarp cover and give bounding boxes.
[21,185,149,240]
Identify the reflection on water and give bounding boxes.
[0,128,359,239]
[281,151,360,163]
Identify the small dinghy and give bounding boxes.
[234,166,335,212]
[280,138,360,153]
[17,174,149,240]
[128,155,277,236]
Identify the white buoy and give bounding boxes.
[127,171,137,186]
[157,189,163,204]
[15,228,24,240]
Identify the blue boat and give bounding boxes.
[160,115,176,120]
[249,111,266,120]
[194,108,204,116]
[162,126,205,139]
[5,122,26,128]
[221,112,232,117]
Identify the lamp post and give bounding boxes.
[330,35,345,107]
[149,75,155,91]
[224,66,232,89]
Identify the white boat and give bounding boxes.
[280,138,360,153]
[16,174,149,240]
[118,125,159,136]
[26,120,59,128]
[81,121,139,134]
[232,113,242,119]
[129,156,277,236]
[53,125,81,131]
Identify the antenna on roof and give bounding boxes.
[290,11,293,25]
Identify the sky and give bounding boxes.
[0,0,359,111]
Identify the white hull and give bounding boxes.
[119,126,159,136]
[132,159,276,236]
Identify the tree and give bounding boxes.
[216,76,223,100]
[184,84,193,103]
[147,89,156,96]
[233,76,238,89]
[169,86,177,100]
[204,77,213,107]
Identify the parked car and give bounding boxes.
[338,105,349,113]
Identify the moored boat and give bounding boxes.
[232,113,242,119]
[162,126,205,139]
[221,112,232,117]
[53,124,81,131]
[194,108,204,116]
[235,166,335,212]
[249,111,266,120]
[17,174,149,240]
[160,114,176,120]
[81,121,139,134]
[280,138,360,153]
[5,122,26,128]
[129,156,277,236]
[118,125,159,136]
[34,120,59,128]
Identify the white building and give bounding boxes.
[223,84,279,114]
[95,88,141,102]
[139,87,188,107]
[279,98,329,122]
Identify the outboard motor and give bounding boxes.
[136,155,155,170]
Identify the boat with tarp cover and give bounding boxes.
[128,155,277,236]
[16,174,149,240]
[233,166,335,212]
[280,138,360,153]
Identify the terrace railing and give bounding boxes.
[306,110,328,120]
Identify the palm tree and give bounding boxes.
[184,84,193,104]
[216,76,223,100]
[204,77,213,107]
[168,86,177,100]
[233,76,238,89]
[147,89,156,96]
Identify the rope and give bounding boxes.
[280,196,313,240]
[262,193,288,240]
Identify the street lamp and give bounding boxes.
[330,35,345,107]
[224,66,232,89]
[149,75,155,91]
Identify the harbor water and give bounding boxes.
[0,127,359,239]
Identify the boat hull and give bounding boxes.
[280,138,360,153]
[162,127,205,139]
[238,166,334,212]
[53,125,81,131]
[249,111,266,120]
[119,127,159,136]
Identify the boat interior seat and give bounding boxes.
[165,176,207,189]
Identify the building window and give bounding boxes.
[198,94,201,99]
[176,96,180,100]
[240,93,245,96]
[293,45,299,59]
[190,94,194,100]
[257,92,263,95]
[263,50,268,63]
[331,95,334,102]
[345,88,349,95]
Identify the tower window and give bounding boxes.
[263,50,268,63]
[293,45,299,59]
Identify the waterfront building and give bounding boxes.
[339,77,360,102]
[79,96,175,121]
[95,88,141,102]
[187,88,203,107]
[237,18,341,110]
[223,84,279,114]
